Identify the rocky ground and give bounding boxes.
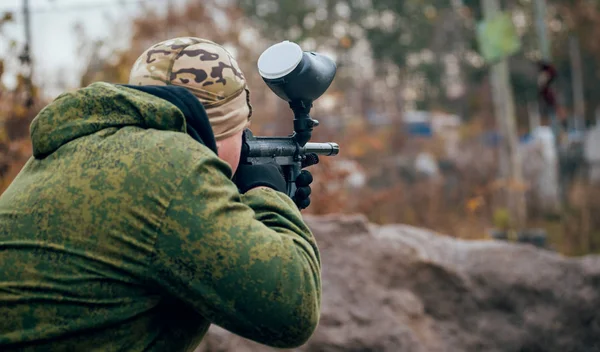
[195,214,600,352]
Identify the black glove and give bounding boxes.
[233,149,318,210]
[233,162,287,194]
[292,170,313,210]
[292,153,318,210]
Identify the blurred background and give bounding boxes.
[1,0,599,256]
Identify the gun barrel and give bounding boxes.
[244,135,339,159]
[303,142,339,156]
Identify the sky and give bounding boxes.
[0,0,172,98]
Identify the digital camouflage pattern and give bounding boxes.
[128,37,252,141]
[0,82,321,351]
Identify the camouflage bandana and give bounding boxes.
[128,37,252,140]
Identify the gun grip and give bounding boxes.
[282,163,301,198]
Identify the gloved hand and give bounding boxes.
[233,162,287,194]
[233,151,318,211]
[292,170,313,210]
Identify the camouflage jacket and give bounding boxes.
[0,82,321,351]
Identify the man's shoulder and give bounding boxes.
[51,127,229,196]
[123,128,222,173]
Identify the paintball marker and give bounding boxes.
[241,40,340,198]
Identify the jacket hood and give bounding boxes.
[30,82,189,158]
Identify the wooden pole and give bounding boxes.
[528,100,541,132]
[165,0,172,38]
[21,0,34,107]
[569,35,585,131]
[481,0,527,229]
[533,0,567,206]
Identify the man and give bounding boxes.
[0,37,321,351]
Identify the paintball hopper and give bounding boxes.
[257,41,337,146]
[258,40,337,106]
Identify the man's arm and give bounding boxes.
[149,154,321,348]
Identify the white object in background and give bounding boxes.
[530,126,557,162]
[336,160,367,189]
[527,126,559,211]
[415,152,439,177]
[584,124,600,182]
[431,112,462,160]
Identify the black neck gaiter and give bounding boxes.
[121,84,218,154]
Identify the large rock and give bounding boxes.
[195,215,600,352]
